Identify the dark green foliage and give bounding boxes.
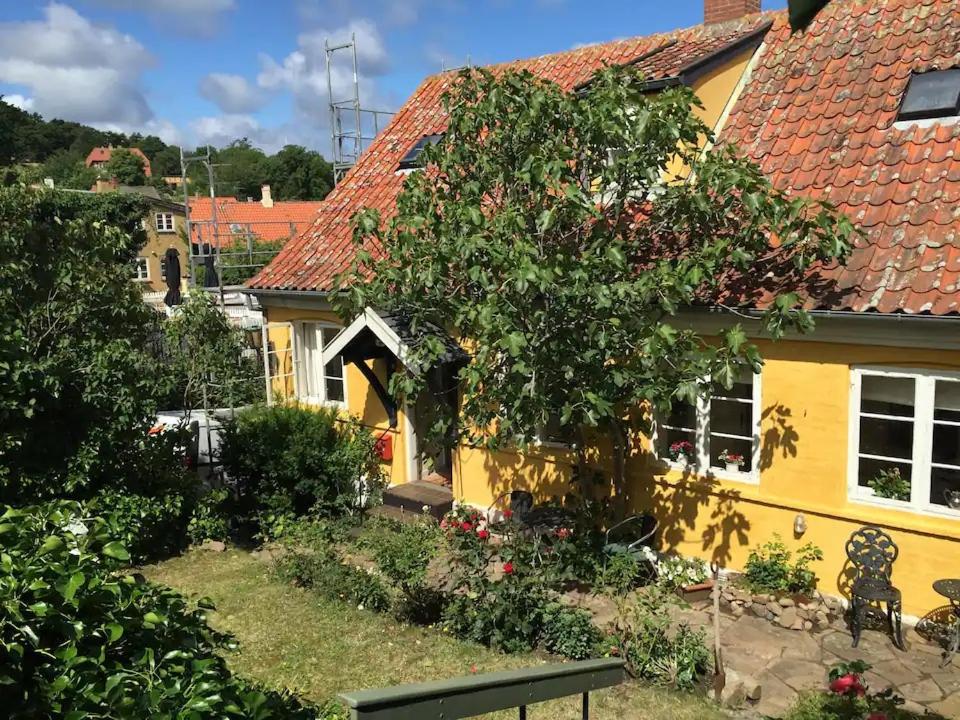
[104,148,147,185]
[442,589,549,654]
[0,501,321,718]
[38,148,99,189]
[88,489,191,563]
[337,65,856,505]
[743,534,824,595]
[219,404,386,531]
[0,187,174,503]
[159,292,265,411]
[187,487,233,544]
[868,467,910,501]
[540,603,603,660]
[152,145,184,177]
[278,550,391,613]
[266,145,334,201]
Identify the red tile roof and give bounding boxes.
[187,197,324,244]
[719,0,960,315]
[84,146,152,178]
[251,0,960,317]
[248,14,773,293]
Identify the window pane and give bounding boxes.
[325,377,345,404]
[935,380,960,423]
[859,416,913,459]
[930,466,960,508]
[660,428,695,460]
[933,423,960,466]
[711,369,754,400]
[709,435,752,472]
[860,375,915,417]
[321,328,344,381]
[858,457,912,500]
[301,324,319,398]
[710,398,752,438]
[664,401,695,431]
[900,68,960,120]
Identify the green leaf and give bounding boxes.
[101,541,130,562]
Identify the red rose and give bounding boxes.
[477,529,490,540]
[503,561,514,575]
[503,509,513,519]
[829,674,865,697]
[556,528,571,540]
[461,522,473,532]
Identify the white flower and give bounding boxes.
[64,520,88,536]
[357,604,365,611]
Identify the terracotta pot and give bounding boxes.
[679,579,715,603]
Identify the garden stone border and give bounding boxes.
[720,582,844,632]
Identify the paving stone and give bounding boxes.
[821,628,897,662]
[869,658,922,688]
[767,658,826,693]
[780,631,821,661]
[928,691,960,718]
[898,677,945,704]
[931,670,960,696]
[753,671,799,718]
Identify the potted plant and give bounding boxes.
[944,489,960,510]
[669,440,695,465]
[656,554,712,601]
[867,467,910,501]
[719,449,744,473]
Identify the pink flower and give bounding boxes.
[477,529,490,540]
[461,522,473,532]
[470,665,478,674]
[556,528,571,540]
[829,674,865,697]
[502,561,514,575]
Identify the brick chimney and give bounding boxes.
[260,184,274,208]
[705,0,761,24]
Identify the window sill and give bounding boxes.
[298,396,347,411]
[848,493,960,521]
[155,229,176,234]
[657,457,759,486]
[133,277,151,283]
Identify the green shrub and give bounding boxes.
[278,550,391,613]
[187,487,233,544]
[654,553,709,591]
[868,467,911,502]
[743,534,823,595]
[595,552,644,597]
[541,603,603,660]
[611,584,710,690]
[219,404,386,535]
[88,488,191,563]
[0,501,320,718]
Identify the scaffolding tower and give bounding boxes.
[326,33,394,185]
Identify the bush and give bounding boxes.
[611,584,711,690]
[89,488,191,563]
[541,603,603,660]
[0,501,320,718]
[219,404,386,535]
[278,550,391,613]
[743,534,823,595]
[187,487,233,544]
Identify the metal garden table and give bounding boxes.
[933,578,960,668]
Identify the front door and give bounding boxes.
[413,364,457,484]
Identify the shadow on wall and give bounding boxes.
[760,403,799,471]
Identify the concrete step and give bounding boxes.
[382,481,453,520]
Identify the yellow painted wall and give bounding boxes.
[264,305,412,487]
[454,339,960,616]
[136,206,189,294]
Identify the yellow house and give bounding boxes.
[247,0,960,618]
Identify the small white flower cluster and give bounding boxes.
[655,554,709,588]
[635,545,658,564]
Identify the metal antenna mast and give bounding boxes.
[325,33,394,185]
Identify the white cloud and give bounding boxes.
[82,0,235,35]
[189,113,326,154]
[199,73,267,114]
[0,3,154,126]
[3,93,34,111]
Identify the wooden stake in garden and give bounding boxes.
[710,561,725,702]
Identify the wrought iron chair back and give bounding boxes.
[845,525,899,585]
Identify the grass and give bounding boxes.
[146,549,728,720]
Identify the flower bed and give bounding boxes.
[719,582,844,632]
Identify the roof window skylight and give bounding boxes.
[398,134,444,170]
[898,68,960,122]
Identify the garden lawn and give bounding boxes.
[147,549,727,720]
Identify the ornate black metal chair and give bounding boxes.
[603,514,659,556]
[845,525,905,650]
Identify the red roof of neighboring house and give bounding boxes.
[248,14,772,293]
[84,146,153,178]
[187,196,324,244]
[251,0,960,317]
[718,0,960,315]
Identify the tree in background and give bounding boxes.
[104,147,147,185]
[152,144,183,177]
[267,144,334,201]
[338,66,855,508]
[0,187,172,504]
[37,149,99,189]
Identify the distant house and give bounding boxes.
[186,184,323,245]
[85,146,153,178]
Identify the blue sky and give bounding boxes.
[0,0,786,154]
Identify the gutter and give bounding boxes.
[704,306,960,325]
[241,287,332,299]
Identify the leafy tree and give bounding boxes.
[132,133,167,161]
[215,139,271,199]
[160,292,264,411]
[0,186,172,504]
[267,144,334,200]
[104,147,147,185]
[336,67,854,508]
[0,501,322,719]
[39,149,99,189]
[152,144,183,177]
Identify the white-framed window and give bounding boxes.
[133,257,150,281]
[295,322,346,407]
[155,212,175,233]
[653,367,762,483]
[848,367,960,517]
